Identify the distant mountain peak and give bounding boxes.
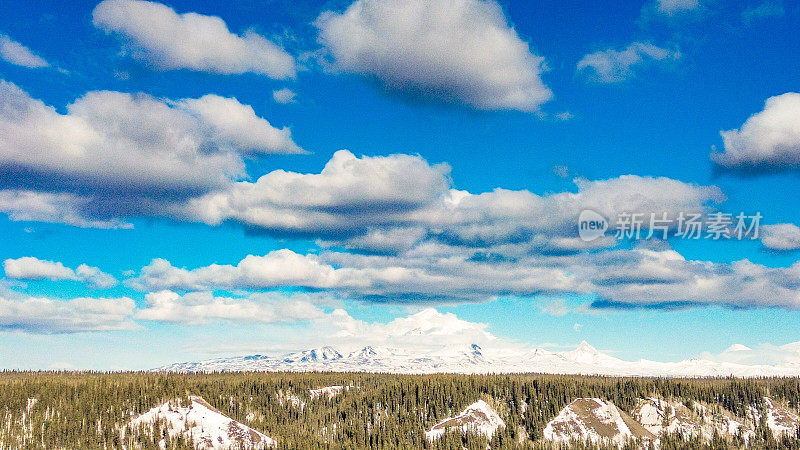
[575,341,598,353]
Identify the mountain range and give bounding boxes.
[157,341,800,377]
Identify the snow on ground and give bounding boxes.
[544,398,655,448]
[763,396,800,438]
[126,395,276,449]
[276,390,305,410]
[425,400,505,441]
[634,397,756,442]
[309,385,350,400]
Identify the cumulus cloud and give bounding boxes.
[4,257,118,289]
[178,149,451,236]
[272,88,296,104]
[0,81,302,219]
[321,307,507,352]
[0,34,49,68]
[315,0,552,111]
[135,290,326,325]
[129,249,576,302]
[577,42,680,83]
[711,93,800,173]
[173,147,722,254]
[177,95,304,154]
[586,250,800,309]
[92,0,295,78]
[762,224,800,251]
[0,292,135,333]
[127,249,351,292]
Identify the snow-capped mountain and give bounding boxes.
[156,341,800,377]
[283,346,343,363]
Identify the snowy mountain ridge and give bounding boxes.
[156,341,800,377]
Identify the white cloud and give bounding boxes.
[178,149,451,234]
[4,257,73,281]
[555,112,574,121]
[0,81,302,209]
[315,0,552,111]
[92,0,295,78]
[177,94,304,154]
[0,34,49,68]
[711,93,800,172]
[128,250,352,291]
[4,257,118,289]
[577,42,680,83]
[0,292,135,333]
[135,290,326,325]
[656,0,699,14]
[762,224,800,251]
[316,307,508,352]
[272,88,296,104]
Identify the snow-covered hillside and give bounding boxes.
[156,341,800,377]
[543,398,655,448]
[124,395,276,449]
[760,397,800,438]
[425,400,505,441]
[632,397,754,441]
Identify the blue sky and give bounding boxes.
[1,0,800,370]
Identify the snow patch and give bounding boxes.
[309,385,349,400]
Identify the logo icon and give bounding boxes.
[578,210,608,242]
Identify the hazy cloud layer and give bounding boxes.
[315,0,551,111]
[656,0,699,14]
[742,1,785,23]
[0,190,131,229]
[93,0,295,78]
[126,244,800,309]
[272,88,296,104]
[712,93,800,173]
[0,292,135,333]
[0,34,49,68]
[136,290,326,325]
[577,42,680,83]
